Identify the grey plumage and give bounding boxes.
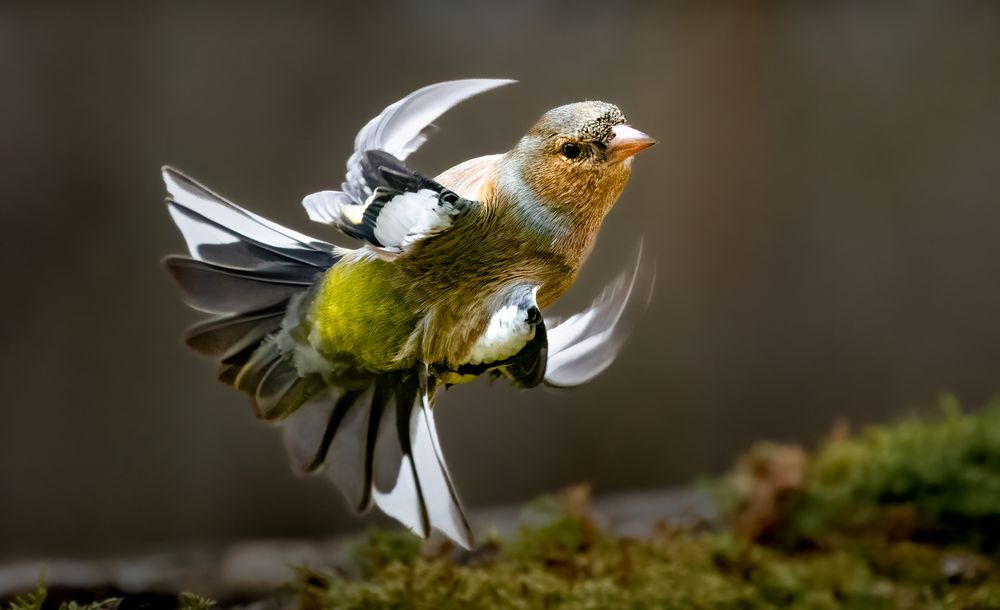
[544,242,655,387]
[163,256,311,314]
[164,167,337,268]
[343,79,516,203]
[183,306,285,360]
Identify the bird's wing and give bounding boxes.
[164,166,337,269]
[544,242,655,387]
[305,150,476,254]
[452,286,548,389]
[303,79,514,254]
[343,79,514,201]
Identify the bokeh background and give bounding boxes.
[2,2,999,560]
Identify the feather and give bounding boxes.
[183,306,285,359]
[278,388,344,472]
[358,377,393,511]
[163,167,337,269]
[371,374,430,538]
[544,241,655,387]
[343,79,516,202]
[232,337,281,395]
[301,388,360,473]
[167,203,302,270]
[255,360,326,421]
[434,154,502,200]
[302,190,356,227]
[162,167,340,411]
[303,80,513,253]
[324,385,376,512]
[410,379,474,548]
[503,311,548,389]
[163,255,310,314]
[372,371,473,548]
[305,150,473,254]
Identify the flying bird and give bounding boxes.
[162,79,655,549]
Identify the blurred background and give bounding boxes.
[1,2,998,561]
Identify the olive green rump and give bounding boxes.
[310,257,422,373]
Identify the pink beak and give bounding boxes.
[607,125,657,159]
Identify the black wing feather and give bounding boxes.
[164,255,313,314]
[330,151,475,252]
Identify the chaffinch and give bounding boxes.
[163,79,655,548]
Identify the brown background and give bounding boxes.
[2,2,999,560]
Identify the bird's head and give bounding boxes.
[507,101,655,224]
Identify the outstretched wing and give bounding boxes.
[544,242,656,387]
[305,150,476,254]
[303,78,514,255]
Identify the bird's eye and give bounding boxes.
[561,142,582,159]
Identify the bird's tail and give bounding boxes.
[280,369,473,547]
[161,166,339,404]
[162,167,473,548]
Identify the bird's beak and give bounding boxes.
[607,125,656,160]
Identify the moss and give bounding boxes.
[298,525,1000,609]
[297,399,1000,609]
[10,399,1000,609]
[177,592,216,610]
[4,583,46,610]
[784,398,1000,552]
[1,584,215,610]
[349,528,424,577]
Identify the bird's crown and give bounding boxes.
[529,101,627,144]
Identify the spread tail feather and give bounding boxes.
[162,166,338,411]
[278,370,474,548]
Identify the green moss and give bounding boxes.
[177,592,216,610]
[298,525,1000,609]
[4,583,45,610]
[2,584,215,610]
[349,528,424,577]
[297,399,1000,610]
[10,399,999,609]
[784,397,1000,552]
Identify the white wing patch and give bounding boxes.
[302,80,514,253]
[304,187,462,254]
[371,188,456,250]
[465,288,538,365]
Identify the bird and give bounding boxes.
[161,79,655,549]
